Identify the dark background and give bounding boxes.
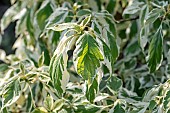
[0,0,16,55]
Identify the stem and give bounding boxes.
[116,16,139,23]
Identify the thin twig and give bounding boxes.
[115,16,139,23]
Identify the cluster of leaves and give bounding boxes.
[1,0,170,112]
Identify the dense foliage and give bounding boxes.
[1,0,170,112]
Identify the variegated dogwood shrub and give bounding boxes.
[1,0,170,112]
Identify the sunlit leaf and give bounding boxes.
[38,52,45,67]
[53,99,65,112]
[86,78,98,103]
[73,32,103,80]
[2,79,21,108]
[49,53,69,97]
[48,23,79,31]
[148,25,163,73]
[35,1,53,30]
[44,95,53,111]
[145,8,164,25]
[107,75,122,94]
[76,9,91,16]
[123,1,144,15]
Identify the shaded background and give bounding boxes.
[0,0,16,55]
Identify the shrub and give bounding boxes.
[0,0,170,112]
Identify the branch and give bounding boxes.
[115,16,139,23]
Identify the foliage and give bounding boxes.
[1,0,170,112]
